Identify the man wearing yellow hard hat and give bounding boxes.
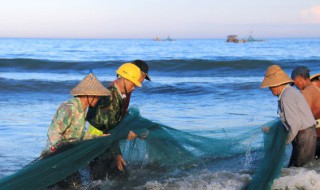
[41,72,110,188]
[261,65,317,167]
[86,61,151,181]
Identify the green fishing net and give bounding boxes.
[245,119,288,190]
[0,108,286,190]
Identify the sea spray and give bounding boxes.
[272,167,320,190]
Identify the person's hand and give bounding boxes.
[127,131,138,140]
[262,126,270,133]
[115,155,126,171]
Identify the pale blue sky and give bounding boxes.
[0,0,319,39]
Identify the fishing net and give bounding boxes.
[245,119,288,190]
[0,108,286,190]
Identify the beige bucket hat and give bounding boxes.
[261,65,293,88]
[310,73,320,81]
[70,72,111,96]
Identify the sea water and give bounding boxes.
[0,38,320,189]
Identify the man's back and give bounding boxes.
[301,84,320,119]
[301,84,320,137]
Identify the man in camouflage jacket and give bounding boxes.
[86,61,151,180]
[41,72,110,188]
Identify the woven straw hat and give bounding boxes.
[261,65,293,88]
[70,72,111,96]
[310,73,320,81]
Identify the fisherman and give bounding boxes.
[86,61,151,181]
[310,73,320,88]
[41,72,110,188]
[291,66,320,157]
[123,60,151,113]
[261,65,317,167]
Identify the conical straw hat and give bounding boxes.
[261,65,293,88]
[70,72,111,96]
[310,73,320,81]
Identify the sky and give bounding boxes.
[0,0,319,39]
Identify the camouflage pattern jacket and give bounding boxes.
[46,97,86,150]
[86,84,126,134]
[86,84,126,156]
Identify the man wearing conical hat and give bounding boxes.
[43,72,110,153]
[85,61,151,181]
[261,65,317,167]
[41,72,110,188]
[291,66,320,157]
[310,73,320,88]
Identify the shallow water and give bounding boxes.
[0,38,320,189]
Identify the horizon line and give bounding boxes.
[0,36,319,40]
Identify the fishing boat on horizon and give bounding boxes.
[226,35,246,43]
[246,32,265,42]
[226,32,265,43]
[165,35,175,41]
[153,35,175,42]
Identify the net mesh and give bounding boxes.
[0,108,287,190]
[245,119,288,190]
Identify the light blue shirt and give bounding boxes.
[278,85,316,144]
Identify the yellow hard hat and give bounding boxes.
[116,63,142,87]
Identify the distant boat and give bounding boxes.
[165,35,175,41]
[226,35,246,43]
[226,33,265,43]
[153,37,161,41]
[246,33,265,42]
[153,35,175,42]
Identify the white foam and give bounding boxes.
[272,167,320,190]
[142,170,250,190]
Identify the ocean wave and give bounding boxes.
[0,58,120,72]
[1,58,320,75]
[0,75,262,95]
[0,79,76,93]
[0,71,262,83]
[0,72,114,82]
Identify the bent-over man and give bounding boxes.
[261,65,317,167]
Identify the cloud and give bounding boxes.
[300,5,320,23]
